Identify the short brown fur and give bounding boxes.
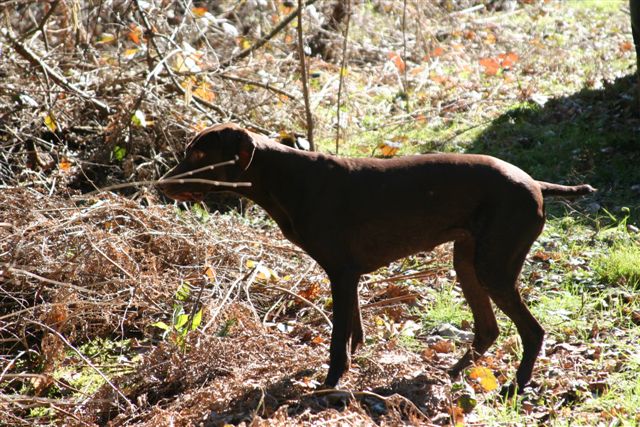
[159,123,596,394]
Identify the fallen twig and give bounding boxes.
[202,269,256,333]
[2,29,111,116]
[26,319,135,411]
[262,283,332,328]
[361,293,421,309]
[360,262,439,285]
[223,0,320,67]
[212,73,298,100]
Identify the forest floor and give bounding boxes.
[1,0,640,425]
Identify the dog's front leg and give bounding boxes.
[324,269,361,387]
[350,292,364,354]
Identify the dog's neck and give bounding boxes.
[235,140,335,245]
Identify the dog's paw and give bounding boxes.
[499,382,519,398]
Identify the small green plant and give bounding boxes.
[595,244,640,289]
[600,207,631,232]
[420,282,471,330]
[190,202,210,222]
[112,145,126,161]
[29,406,55,420]
[217,318,238,337]
[153,282,203,351]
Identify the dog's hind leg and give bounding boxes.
[484,281,544,395]
[474,212,545,394]
[448,237,500,379]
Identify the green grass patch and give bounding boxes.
[532,290,592,340]
[595,243,640,288]
[52,338,140,399]
[419,283,471,331]
[567,0,624,12]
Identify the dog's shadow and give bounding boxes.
[465,73,640,222]
[203,370,449,426]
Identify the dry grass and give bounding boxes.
[1,188,455,425]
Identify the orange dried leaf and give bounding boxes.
[204,266,216,281]
[530,37,545,49]
[193,81,216,103]
[620,41,634,52]
[378,140,401,157]
[431,339,453,353]
[479,57,500,75]
[311,335,325,345]
[421,347,437,359]
[47,305,68,324]
[450,404,465,425]
[532,250,551,261]
[431,46,444,57]
[484,32,496,45]
[280,3,294,14]
[128,23,143,45]
[409,65,424,76]
[298,283,321,301]
[430,73,447,85]
[191,7,208,17]
[469,366,499,391]
[58,160,72,172]
[499,51,518,68]
[387,51,405,73]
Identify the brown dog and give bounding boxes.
[158,123,595,394]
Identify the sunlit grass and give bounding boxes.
[595,244,640,288]
[419,282,471,331]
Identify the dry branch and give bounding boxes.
[297,0,315,151]
[263,283,332,327]
[1,29,110,116]
[335,0,351,154]
[212,73,298,101]
[222,0,320,68]
[28,319,134,411]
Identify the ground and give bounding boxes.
[1,1,639,425]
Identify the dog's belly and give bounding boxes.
[346,221,471,273]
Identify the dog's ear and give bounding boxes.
[236,129,256,171]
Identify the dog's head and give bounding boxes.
[158,123,255,202]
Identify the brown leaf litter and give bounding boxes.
[1,188,454,426]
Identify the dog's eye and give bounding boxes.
[189,150,205,162]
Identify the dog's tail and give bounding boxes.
[537,181,597,198]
